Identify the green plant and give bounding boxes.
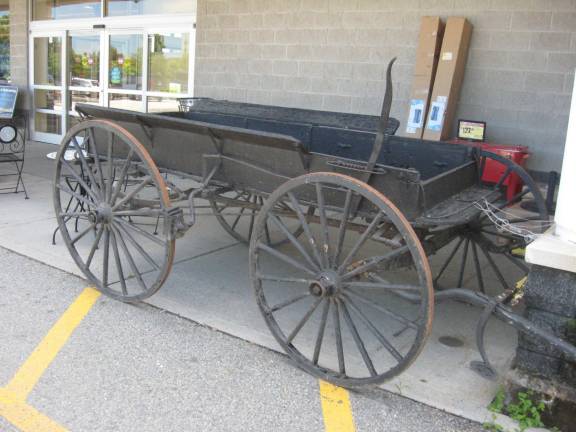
[486,388,551,432]
[506,390,546,431]
[488,387,506,414]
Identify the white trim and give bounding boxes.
[30,14,196,32]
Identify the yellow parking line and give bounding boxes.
[0,287,100,432]
[4,287,101,400]
[319,380,356,432]
[0,388,67,432]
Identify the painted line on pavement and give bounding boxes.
[0,287,101,431]
[319,380,356,432]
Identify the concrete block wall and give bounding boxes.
[195,0,576,173]
[9,0,28,110]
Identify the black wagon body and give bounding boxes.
[76,102,480,224]
[53,63,574,388]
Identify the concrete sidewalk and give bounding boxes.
[0,140,517,425]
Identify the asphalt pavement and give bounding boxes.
[0,246,485,431]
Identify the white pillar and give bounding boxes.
[554,71,576,244]
[525,68,576,273]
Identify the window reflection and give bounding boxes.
[0,1,10,82]
[106,0,195,16]
[147,97,179,113]
[34,90,63,111]
[33,0,101,20]
[69,35,100,88]
[35,112,62,134]
[34,37,62,86]
[148,33,189,94]
[109,35,142,90]
[109,93,143,111]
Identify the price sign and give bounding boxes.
[457,120,486,142]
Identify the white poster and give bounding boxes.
[406,99,425,132]
[426,99,447,132]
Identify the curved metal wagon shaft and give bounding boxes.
[388,285,576,375]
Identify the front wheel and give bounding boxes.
[53,119,175,302]
[249,172,433,387]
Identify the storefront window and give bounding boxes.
[34,37,62,86]
[106,0,195,16]
[109,34,142,90]
[33,0,101,21]
[68,34,100,87]
[148,33,189,94]
[109,94,143,111]
[0,0,9,82]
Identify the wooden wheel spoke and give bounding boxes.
[268,293,311,313]
[257,242,317,276]
[106,132,114,202]
[343,281,421,292]
[70,222,97,246]
[114,217,166,247]
[257,274,315,285]
[70,136,102,200]
[110,150,135,206]
[332,299,345,375]
[313,299,331,365]
[114,221,161,271]
[85,225,105,270]
[478,243,509,291]
[346,289,417,330]
[268,213,321,273]
[56,183,97,209]
[315,183,331,268]
[288,192,323,269]
[112,176,153,211]
[87,127,105,188]
[287,297,323,343]
[343,294,403,363]
[110,228,128,296]
[112,225,148,293]
[102,228,110,287]
[338,213,384,273]
[340,301,377,376]
[434,237,464,283]
[504,252,529,273]
[470,241,485,294]
[61,158,100,203]
[457,238,470,288]
[341,245,409,280]
[334,189,353,267]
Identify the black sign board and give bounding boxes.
[0,85,19,118]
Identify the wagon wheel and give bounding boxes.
[53,119,175,302]
[210,189,312,246]
[431,150,549,294]
[250,172,433,387]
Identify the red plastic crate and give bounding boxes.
[447,139,530,202]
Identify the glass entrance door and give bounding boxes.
[31,25,194,144]
[31,33,65,143]
[68,31,103,129]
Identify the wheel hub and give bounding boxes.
[94,203,113,224]
[309,271,340,297]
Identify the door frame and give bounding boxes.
[29,15,196,144]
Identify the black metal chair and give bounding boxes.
[0,115,28,199]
